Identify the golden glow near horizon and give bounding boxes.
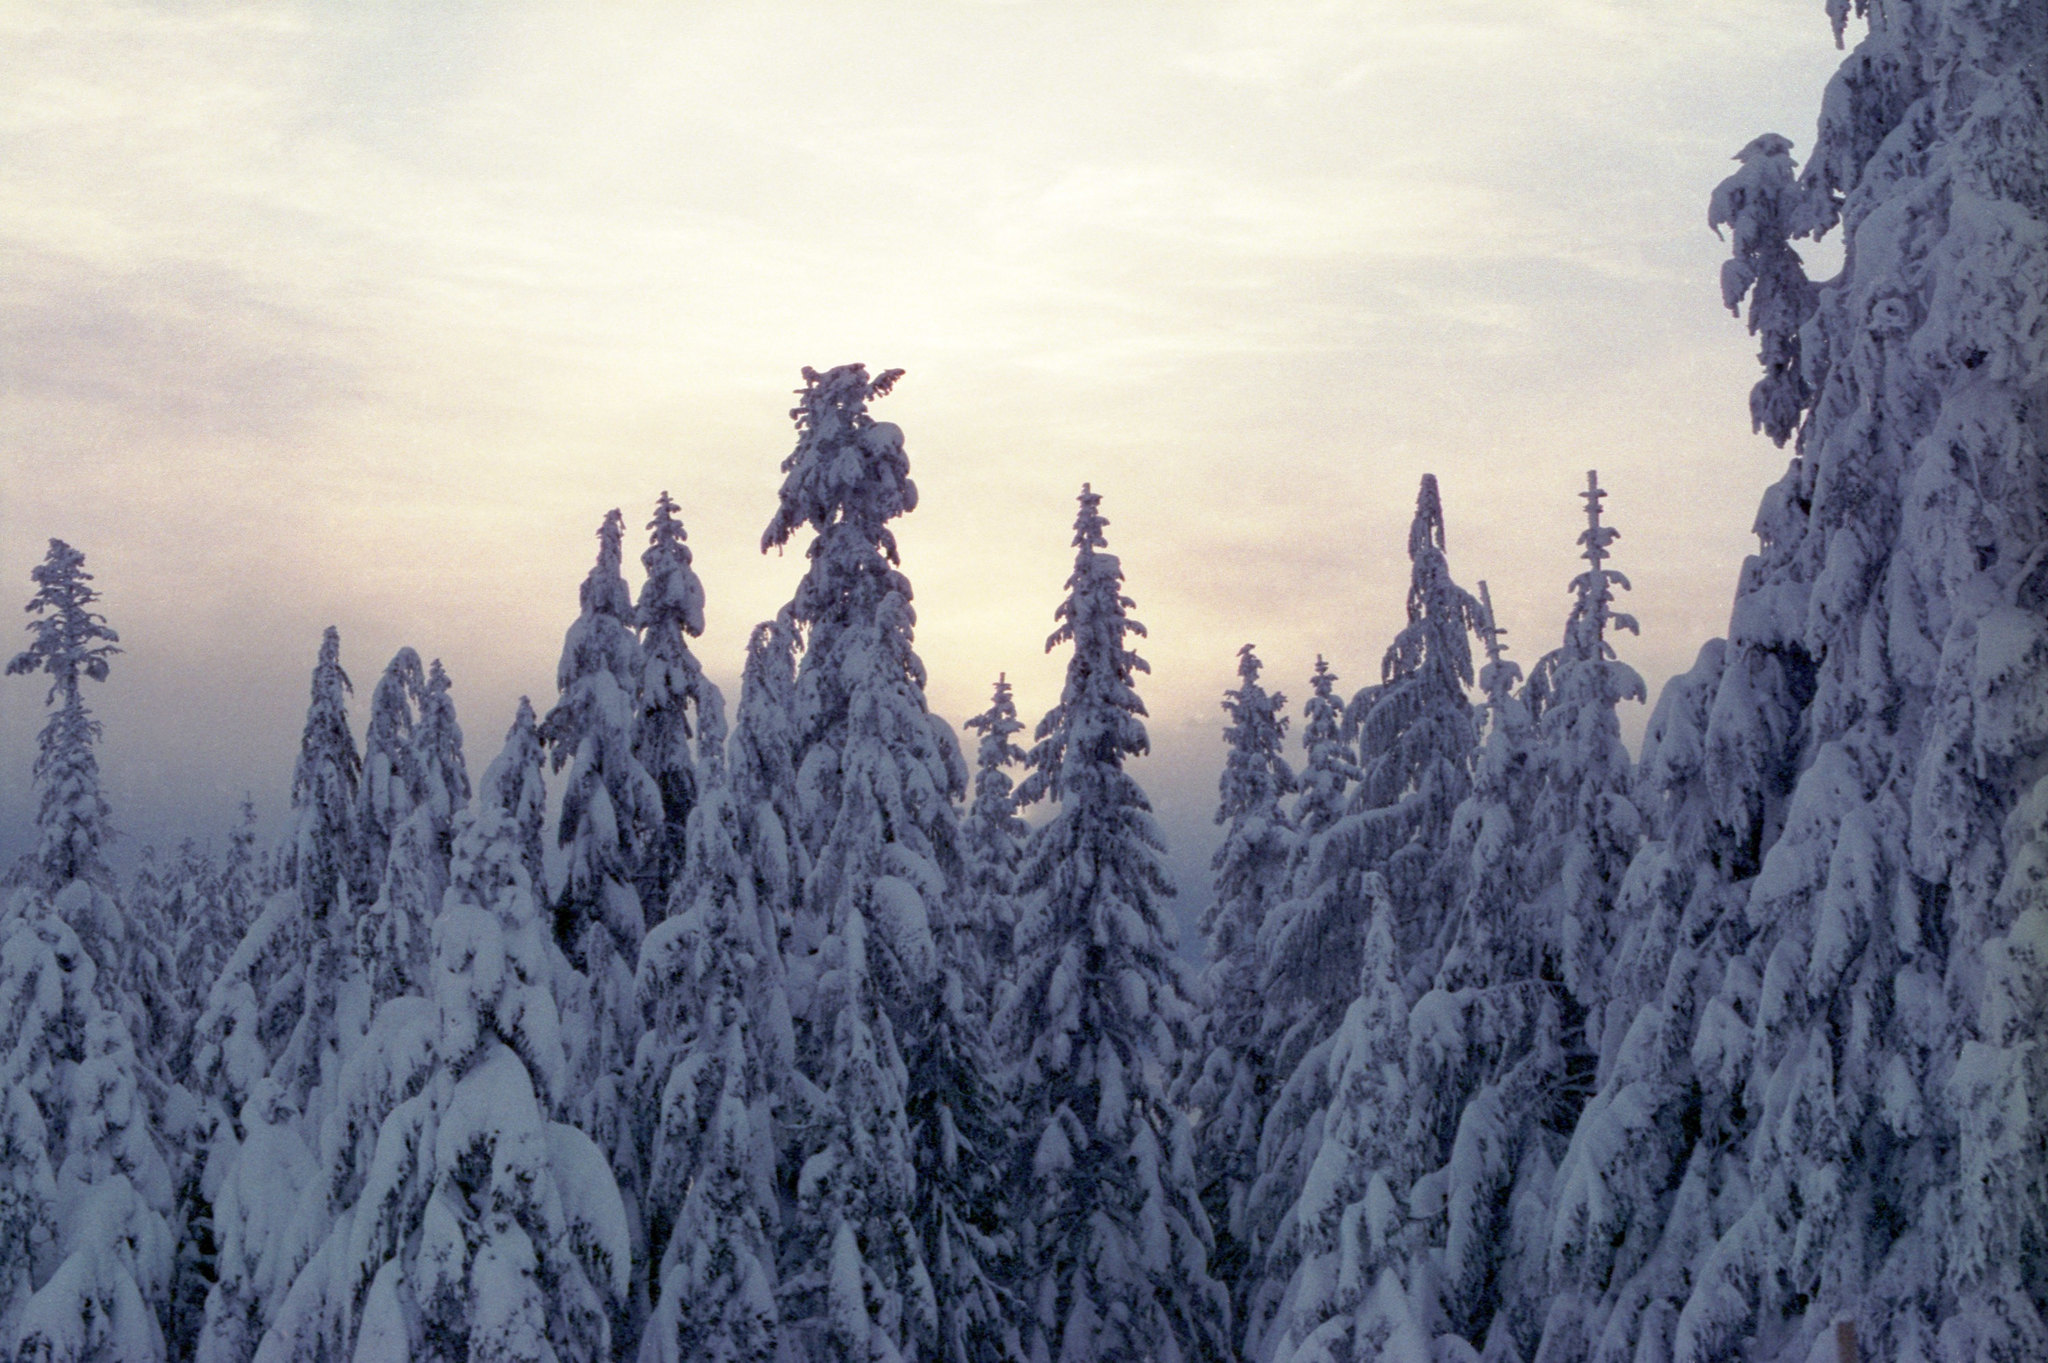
[1,2,1844,885]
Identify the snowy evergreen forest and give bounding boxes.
[3,3,2044,1360]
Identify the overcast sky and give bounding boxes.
[1,1,1848,919]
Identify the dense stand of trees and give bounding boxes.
[3,5,2044,1360]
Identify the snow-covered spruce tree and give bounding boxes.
[634,491,727,925]
[635,763,788,1363]
[0,896,177,1363]
[1000,484,1227,1363]
[1521,473,1647,1075]
[959,674,1029,1003]
[0,541,175,1361]
[7,539,120,899]
[728,612,806,971]
[1334,475,1487,981]
[194,627,364,1363]
[262,655,477,1323]
[122,845,196,1086]
[1256,481,1486,1361]
[265,627,377,1115]
[4,540,161,1050]
[1399,580,1563,1361]
[1237,656,1363,1362]
[416,661,471,847]
[357,648,427,906]
[1306,579,1570,1363]
[541,508,661,1169]
[481,697,549,899]
[1264,884,1425,1363]
[176,804,265,1040]
[255,781,630,1362]
[1187,643,1296,1352]
[359,653,471,1008]
[760,363,1005,1363]
[1536,6,2048,1360]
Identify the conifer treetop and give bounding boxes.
[8,542,122,893]
[641,490,706,641]
[761,363,912,560]
[1567,471,1639,663]
[1022,484,1153,810]
[415,657,470,817]
[1382,473,1481,694]
[1475,582,1522,711]
[8,538,121,703]
[963,673,1027,783]
[1528,470,1647,721]
[551,510,638,716]
[1291,655,1359,842]
[1214,643,1294,833]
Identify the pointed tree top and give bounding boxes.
[964,672,1027,776]
[640,490,707,640]
[1409,473,1448,561]
[8,538,121,702]
[1476,581,1522,707]
[645,491,691,562]
[1566,468,1638,660]
[761,363,913,558]
[1073,482,1108,552]
[648,490,688,547]
[482,696,542,805]
[580,508,633,619]
[306,626,354,713]
[1236,641,1263,686]
[1578,470,1618,571]
[1379,474,1481,693]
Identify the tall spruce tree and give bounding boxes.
[1188,644,1296,1354]
[635,767,788,1363]
[1329,476,1486,981]
[195,628,364,1363]
[1257,484,1487,1361]
[1534,6,2048,1360]
[358,652,471,1008]
[542,509,661,1172]
[1522,473,1646,1071]
[760,363,999,1362]
[635,491,726,924]
[357,649,427,906]
[1001,485,1228,1363]
[1238,657,1363,1362]
[5,541,179,1070]
[7,539,120,898]
[1,541,174,1363]
[959,675,1029,1003]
